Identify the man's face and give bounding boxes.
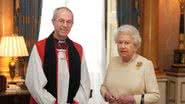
[52,9,73,40]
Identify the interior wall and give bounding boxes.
[0,0,14,77]
[158,0,179,70]
[0,0,13,36]
[0,0,181,74]
[107,0,181,71]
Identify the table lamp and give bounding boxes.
[0,36,28,80]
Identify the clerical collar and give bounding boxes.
[54,38,68,49]
[54,37,66,42]
[58,40,65,43]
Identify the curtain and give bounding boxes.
[116,0,141,28]
[15,0,42,53]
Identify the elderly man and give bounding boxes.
[25,7,91,104]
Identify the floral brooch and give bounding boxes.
[136,62,143,70]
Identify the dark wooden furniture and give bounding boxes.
[0,89,30,104]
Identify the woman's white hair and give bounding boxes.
[114,24,141,49]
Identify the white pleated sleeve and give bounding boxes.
[25,45,56,104]
[74,52,91,104]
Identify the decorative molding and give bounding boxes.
[168,80,176,103]
[181,82,185,103]
[106,0,118,64]
[166,71,185,77]
[157,76,168,104]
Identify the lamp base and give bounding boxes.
[9,60,16,80]
[7,76,24,84]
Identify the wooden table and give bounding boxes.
[0,89,30,104]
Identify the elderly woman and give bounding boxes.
[100,25,160,104]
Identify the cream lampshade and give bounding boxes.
[0,36,28,80]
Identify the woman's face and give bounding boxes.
[116,32,136,62]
